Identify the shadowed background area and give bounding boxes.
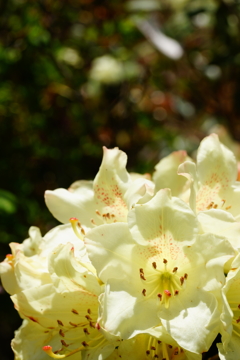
[1,0,240,359]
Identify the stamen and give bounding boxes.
[142,289,146,296]
[69,322,77,327]
[140,273,146,280]
[69,218,84,241]
[91,218,96,226]
[152,262,157,269]
[139,269,146,280]
[207,202,214,209]
[172,267,178,273]
[71,309,79,315]
[61,340,69,347]
[162,342,170,360]
[59,329,65,337]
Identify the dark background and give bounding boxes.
[1,1,240,359]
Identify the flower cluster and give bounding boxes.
[1,134,240,360]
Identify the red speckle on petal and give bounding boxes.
[27,316,38,323]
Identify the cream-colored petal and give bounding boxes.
[153,150,191,197]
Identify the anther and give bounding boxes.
[146,350,150,355]
[140,273,146,281]
[87,309,91,314]
[142,289,146,296]
[207,202,214,209]
[174,290,179,295]
[151,346,156,350]
[152,262,157,269]
[163,259,168,264]
[71,309,79,315]
[96,210,101,216]
[172,267,178,273]
[59,329,65,337]
[81,228,85,235]
[180,277,184,285]
[81,341,88,347]
[69,322,77,327]
[85,315,92,321]
[83,328,90,335]
[61,340,69,347]
[238,304,240,309]
[90,321,95,328]
[221,199,226,207]
[226,206,232,210]
[157,293,162,301]
[213,204,218,209]
[184,273,188,279]
[57,320,64,326]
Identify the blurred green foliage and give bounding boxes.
[1,0,240,358]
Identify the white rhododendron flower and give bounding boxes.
[85,189,234,353]
[45,147,154,230]
[217,254,240,360]
[2,133,240,360]
[11,240,106,360]
[178,134,240,218]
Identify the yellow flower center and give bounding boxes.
[140,259,188,309]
